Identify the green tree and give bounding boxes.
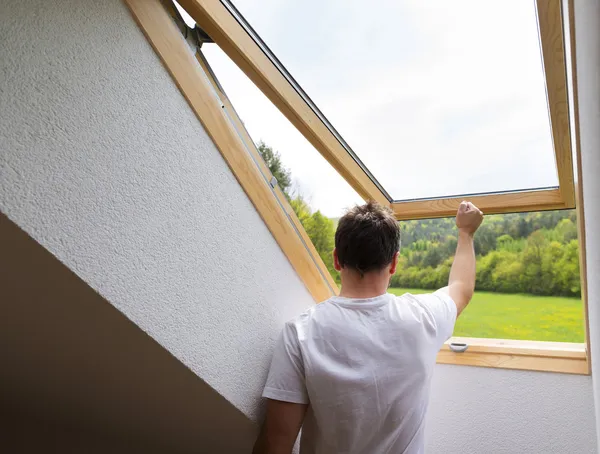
[257,139,582,296]
[422,245,443,268]
[555,218,578,242]
[257,142,337,281]
[290,195,311,225]
[541,241,564,294]
[493,259,524,293]
[257,141,292,199]
[291,195,337,281]
[521,231,546,294]
[304,211,336,276]
[392,210,581,296]
[555,240,581,295]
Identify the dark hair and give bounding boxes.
[335,201,400,276]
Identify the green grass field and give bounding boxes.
[388,288,584,342]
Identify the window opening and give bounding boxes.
[226,0,558,201]
[392,209,583,342]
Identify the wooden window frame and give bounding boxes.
[124,0,337,303]
[174,0,574,220]
[438,338,587,375]
[125,0,590,375]
[438,0,590,376]
[172,0,390,207]
[193,48,339,295]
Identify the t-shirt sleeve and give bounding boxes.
[262,322,309,405]
[415,289,458,347]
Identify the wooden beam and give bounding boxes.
[392,188,566,220]
[568,0,591,374]
[437,337,588,375]
[123,0,336,302]
[175,0,389,206]
[537,0,576,208]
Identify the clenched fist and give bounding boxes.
[456,201,483,235]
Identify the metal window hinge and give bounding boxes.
[269,176,278,189]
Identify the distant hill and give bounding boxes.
[392,210,580,297]
[399,210,577,255]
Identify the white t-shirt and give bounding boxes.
[263,290,457,454]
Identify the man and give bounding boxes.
[253,201,483,454]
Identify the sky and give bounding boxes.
[176,0,557,218]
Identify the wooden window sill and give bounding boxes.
[437,337,589,375]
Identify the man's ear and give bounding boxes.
[389,251,399,275]
[333,248,342,271]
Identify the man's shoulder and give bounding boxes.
[389,291,429,308]
[283,297,340,339]
[287,298,335,324]
[394,289,452,305]
[388,290,456,321]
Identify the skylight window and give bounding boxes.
[201,45,362,217]
[175,0,574,219]
[128,0,589,374]
[229,0,558,201]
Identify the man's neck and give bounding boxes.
[338,270,389,299]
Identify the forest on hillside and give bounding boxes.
[392,211,580,296]
[258,142,581,298]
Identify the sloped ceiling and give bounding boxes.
[0,212,256,453]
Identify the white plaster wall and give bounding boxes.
[426,365,596,453]
[0,0,314,421]
[573,0,600,450]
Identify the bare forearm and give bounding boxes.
[448,231,476,314]
[252,400,306,454]
[252,432,291,454]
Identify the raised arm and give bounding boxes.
[447,201,483,315]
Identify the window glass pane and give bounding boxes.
[201,43,364,286]
[173,2,358,287]
[201,44,362,217]
[229,0,558,201]
[175,3,583,341]
[391,210,583,342]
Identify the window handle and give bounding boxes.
[449,342,469,353]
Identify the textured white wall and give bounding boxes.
[1,0,597,451]
[426,365,596,453]
[0,0,314,422]
[573,0,600,450]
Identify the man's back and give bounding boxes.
[253,201,482,454]
[264,290,456,454]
